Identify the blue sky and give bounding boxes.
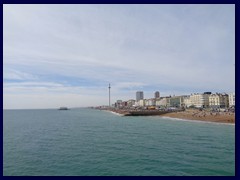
[3,4,235,109]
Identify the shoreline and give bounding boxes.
[160,116,235,125]
[103,108,235,124]
[159,110,235,124]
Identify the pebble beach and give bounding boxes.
[161,109,235,124]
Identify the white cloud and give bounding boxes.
[3,69,38,80]
[113,82,147,90]
[3,4,235,109]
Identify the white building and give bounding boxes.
[139,99,146,107]
[127,99,136,107]
[155,98,161,106]
[209,93,229,108]
[229,92,235,107]
[156,97,168,107]
[190,92,211,108]
[115,100,122,108]
[183,96,192,107]
[134,101,140,107]
[145,98,156,106]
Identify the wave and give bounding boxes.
[102,110,124,116]
[160,116,235,126]
[110,111,124,116]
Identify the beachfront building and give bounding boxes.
[168,96,184,108]
[127,99,136,107]
[115,100,122,108]
[156,97,168,107]
[136,91,144,101]
[154,91,160,98]
[155,98,161,106]
[183,96,192,107]
[134,101,140,107]
[229,92,235,107]
[145,99,150,106]
[121,101,128,107]
[190,92,211,108]
[139,99,146,107]
[145,98,156,106]
[209,93,229,108]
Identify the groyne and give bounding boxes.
[107,109,180,116]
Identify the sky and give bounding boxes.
[3,4,235,109]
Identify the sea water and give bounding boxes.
[3,108,235,176]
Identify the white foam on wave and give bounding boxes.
[102,110,124,116]
[160,116,235,126]
[110,111,124,116]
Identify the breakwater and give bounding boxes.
[108,109,181,116]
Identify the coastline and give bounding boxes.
[160,116,235,125]
[159,109,235,124]
[103,108,235,124]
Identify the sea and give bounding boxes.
[3,108,235,176]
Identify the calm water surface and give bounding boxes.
[3,108,235,176]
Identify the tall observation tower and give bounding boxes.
[108,83,111,107]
